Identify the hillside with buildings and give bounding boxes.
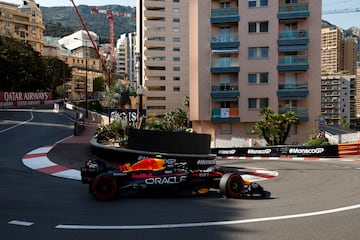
[322,20,360,60]
[41,5,135,42]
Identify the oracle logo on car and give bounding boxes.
[145,176,187,185]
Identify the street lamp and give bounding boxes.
[75,37,89,118]
[106,55,111,123]
[138,0,144,119]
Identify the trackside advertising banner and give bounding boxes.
[0,92,54,107]
[212,145,339,157]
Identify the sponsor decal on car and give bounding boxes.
[197,159,216,165]
[145,176,187,185]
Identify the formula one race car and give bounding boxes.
[81,157,271,201]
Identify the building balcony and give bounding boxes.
[277,83,309,100]
[211,8,240,23]
[144,0,165,8]
[211,85,240,99]
[278,3,309,20]
[278,30,309,45]
[211,34,240,48]
[211,60,240,73]
[211,108,240,122]
[279,107,309,122]
[278,55,308,71]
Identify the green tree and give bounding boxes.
[113,80,134,109]
[0,35,71,94]
[164,108,189,131]
[41,56,72,96]
[93,76,106,92]
[252,108,300,146]
[0,36,43,91]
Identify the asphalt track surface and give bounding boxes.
[1,107,360,240]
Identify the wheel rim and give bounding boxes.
[92,176,117,200]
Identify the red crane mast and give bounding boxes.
[90,8,136,75]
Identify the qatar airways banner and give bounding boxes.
[0,92,54,107]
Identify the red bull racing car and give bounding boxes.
[81,157,271,201]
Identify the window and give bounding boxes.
[249,21,269,33]
[173,27,180,32]
[220,123,232,134]
[173,66,180,71]
[248,0,268,8]
[248,47,269,59]
[173,47,180,52]
[173,57,180,61]
[148,66,165,70]
[248,72,268,84]
[173,86,180,92]
[173,37,180,42]
[173,76,180,81]
[173,8,180,13]
[248,98,268,109]
[173,18,180,23]
[220,2,231,8]
[147,86,166,91]
[285,0,297,4]
[173,0,180,2]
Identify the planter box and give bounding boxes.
[91,129,216,170]
[127,128,211,155]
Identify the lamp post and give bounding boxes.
[107,55,111,123]
[75,37,89,118]
[138,0,144,120]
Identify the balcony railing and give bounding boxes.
[278,83,309,99]
[279,4,309,13]
[278,55,308,65]
[278,3,309,19]
[279,107,308,121]
[211,85,239,92]
[211,8,240,23]
[278,30,308,40]
[211,34,239,44]
[211,8,238,17]
[278,83,308,90]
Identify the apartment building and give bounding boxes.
[58,30,103,100]
[321,75,356,128]
[0,0,44,53]
[115,32,137,91]
[188,0,322,146]
[137,0,189,116]
[321,27,357,75]
[355,62,360,119]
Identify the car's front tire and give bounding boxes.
[219,173,244,199]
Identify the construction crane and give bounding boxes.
[90,8,136,75]
[69,0,111,78]
[323,8,360,15]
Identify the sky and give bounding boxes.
[14,0,135,7]
[12,0,360,29]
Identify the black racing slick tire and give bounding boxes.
[219,173,244,199]
[91,174,118,201]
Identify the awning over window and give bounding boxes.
[278,45,307,52]
[212,48,239,54]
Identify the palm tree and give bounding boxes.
[252,108,299,145]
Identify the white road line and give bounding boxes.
[55,203,360,230]
[0,111,34,134]
[8,220,34,227]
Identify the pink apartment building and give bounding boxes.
[189,0,322,146]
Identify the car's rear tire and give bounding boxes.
[91,174,117,201]
[219,173,244,198]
